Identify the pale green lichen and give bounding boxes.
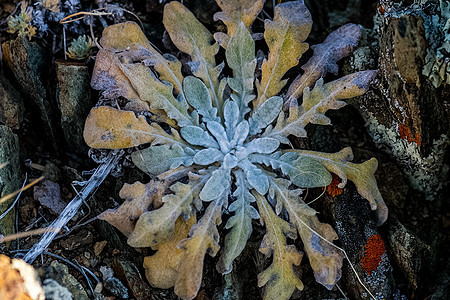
[364,112,449,199]
[422,0,450,88]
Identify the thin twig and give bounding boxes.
[0,228,59,243]
[23,150,123,263]
[0,176,43,206]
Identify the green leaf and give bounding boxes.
[249,96,283,135]
[239,159,269,195]
[250,152,332,188]
[219,170,259,273]
[245,137,280,155]
[253,191,303,300]
[183,76,218,122]
[193,149,224,165]
[128,178,205,248]
[180,125,219,148]
[120,63,194,127]
[265,71,377,143]
[226,22,257,120]
[288,147,388,225]
[199,168,230,201]
[131,144,194,176]
[164,1,223,115]
[224,100,239,138]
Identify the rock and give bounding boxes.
[0,73,23,130]
[0,254,45,300]
[33,180,65,215]
[56,61,94,154]
[45,261,89,300]
[1,37,59,151]
[0,125,21,237]
[112,257,151,300]
[388,219,433,290]
[360,3,449,199]
[100,266,129,299]
[43,279,73,300]
[329,188,395,300]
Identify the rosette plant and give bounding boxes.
[83,0,388,299]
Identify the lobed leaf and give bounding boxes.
[250,152,332,188]
[288,147,388,225]
[127,177,206,248]
[98,180,168,236]
[175,198,224,300]
[253,191,303,300]
[213,0,264,48]
[99,21,184,95]
[83,106,186,149]
[226,22,257,121]
[270,178,343,289]
[91,49,141,101]
[254,0,312,108]
[120,63,194,127]
[143,215,196,289]
[219,170,259,273]
[163,2,224,115]
[265,70,377,143]
[285,23,362,109]
[249,96,283,135]
[131,144,194,176]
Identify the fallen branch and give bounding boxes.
[23,150,123,263]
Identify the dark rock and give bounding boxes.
[60,229,94,251]
[45,261,89,300]
[0,125,21,237]
[0,73,23,130]
[329,188,395,300]
[55,61,94,155]
[33,180,65,215]
[112,256,151,300]
[388,219,433,290]
[1,37,59,151]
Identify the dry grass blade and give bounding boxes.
[0,176,44,205]
[0,227,59,243]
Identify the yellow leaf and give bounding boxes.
[98,180,168,236]
[91,49,142,101]
[163,2,223,114]
[83,106,186,149]
[253,191,303,300]
[143,215,196,289]
[100,22,184,95]
[119,63,194,127]
[213,0,264,47]
[254,0,312,108]
[175,199,223,300]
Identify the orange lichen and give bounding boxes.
[398,123,421,146]
[327,173,343,197]
[360,234,385,275]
